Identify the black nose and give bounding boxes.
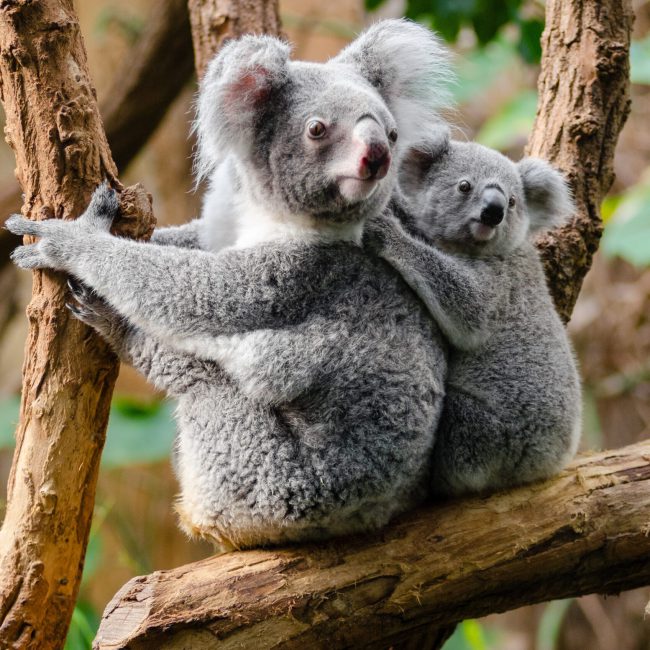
[480,189,506,227]
[360,141,391,180]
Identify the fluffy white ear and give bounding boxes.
[399,126,451,195]
[194,35,291,183]
[518,158,575,234]
[332,19,454,154]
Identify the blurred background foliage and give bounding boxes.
[0,0,648,648]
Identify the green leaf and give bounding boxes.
[0,396,19,450]
[537,599,573,650]
[475,89,538,150]
[0,396,177,467]
[64,601,99,650]
[102,398,177,468]
[451,38,521,105]
[602,168,650,267]
[517,18,544,63]
[631,35,650,85]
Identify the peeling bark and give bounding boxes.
[0,2,154,648]
[529,0,634,322]
[94,442,650,650]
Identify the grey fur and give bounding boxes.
[366,138,581,496]
[8,20,452,548]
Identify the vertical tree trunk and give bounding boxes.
[529,0,633,322]
[0,2,153,648]
[187,0,283,78]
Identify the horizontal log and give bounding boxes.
[95,440,650,650]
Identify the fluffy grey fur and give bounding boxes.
[366,137,582,496]
[8,20,451,548]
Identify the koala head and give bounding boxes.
[401,135,575,255]
[195,20,452,227]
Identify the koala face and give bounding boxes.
[250,63,400,224]
[402,139,574,256]
[195,21,452,227]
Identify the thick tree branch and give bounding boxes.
[94,441,650,650]
[0,2,154,648]
[528,0,634,322]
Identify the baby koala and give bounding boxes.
[366,135,582,496]
[9,20,451,548]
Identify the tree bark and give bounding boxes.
[0,0,194,264]
[529,0,634,323]
[93,441,650,650]
[187,0,282,79]
[0,2,154,649]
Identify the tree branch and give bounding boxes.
[0,2,154,648]
[93,441,650,650]
[528,0,634,322]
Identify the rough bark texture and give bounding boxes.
[188,0,283,79]
[94,441,650,650]
[529,0,634,323]
[0,2,154,649]
[0,0,194,262]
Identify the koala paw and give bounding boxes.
[363,214,402,254]
[66,277,121,339]
[79,183,120,232]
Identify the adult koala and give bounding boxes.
[366,135,582,496]
[8,21,450,549]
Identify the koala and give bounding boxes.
[365,136,582,497]
[8,20,451,549]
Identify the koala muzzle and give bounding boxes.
[359,141,390,181]
[480,188,506,227]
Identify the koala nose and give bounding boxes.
[480,189,506,227]
[359,141,390,180]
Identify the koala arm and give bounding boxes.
[169,319,347,404]
[150,220,203,249]
[7,186,295,342]
[365,214,500,350]
[66,280,211,396]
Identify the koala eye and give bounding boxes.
[458,180,472,193]
[508,196,516,208]
[307,120,327,139]
[388,128,398,143]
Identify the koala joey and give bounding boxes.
[8,20,452,548]
[366,135,582,496]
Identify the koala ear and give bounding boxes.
[518,158,575,234]
[399,126,451,195]
[332,19,454,152]
[194,35,291,182]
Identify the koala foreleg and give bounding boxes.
[150,221,203,249]
[365,213,500,350]
[67,279,214,396]
[8,186,290,342]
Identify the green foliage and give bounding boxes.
[536,599,573,650]
[602,168,650,267]
[475,89,537,150]
[0,396,176,465]
[631,35,650,85]
[365,0,544,62]
[449,38,522,105]
[102,397,176,468]
[94,7,145,44]
[64,601,99,650]
[443,619,500,650]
